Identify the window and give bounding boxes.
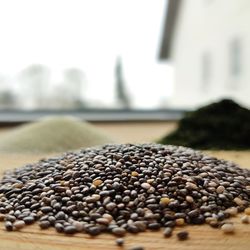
[230,39,241,77]
[201,52,211,89]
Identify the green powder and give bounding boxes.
[0,117,114,153]
[159,99,250,150]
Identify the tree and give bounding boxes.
[0,90,15,109]
[0,75,16,109]
[62,68,86,108]
[19,64,50,108]
[115,57,130,108]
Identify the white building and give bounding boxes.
[160,0,250,109]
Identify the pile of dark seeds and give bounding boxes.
[159,99,250,149]
[0,144,250,244]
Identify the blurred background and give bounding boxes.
[0,0,172,111]
[0,0,249,144]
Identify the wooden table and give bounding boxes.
[0,151,250,250]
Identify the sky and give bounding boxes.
[0,0,173,108]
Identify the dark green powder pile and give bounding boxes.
[159,99,250,150]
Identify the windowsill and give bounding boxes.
[0,109,185,125]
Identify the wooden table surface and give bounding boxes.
[0,151,250,250]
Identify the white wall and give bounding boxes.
[169,0,250,109]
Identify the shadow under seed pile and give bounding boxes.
[0,117,113,153]
[0,143,250,237]
[159,99,250,149]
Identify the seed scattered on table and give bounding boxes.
[64,225,77,234]
[5,221,13,231]
[221,223,235,234]
[244,208,250,215]
[163,227,173,237]
[13,220,25,230]
[128,246,144,250]
[225,207,238,217]
[241,215,249,224]
[39,220,51,229]
[177,231,189,240]
[0,213,5,221]
[116,238,124,247]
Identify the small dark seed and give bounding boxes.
[163,227,173,237]
[177,231,189,240]
[87,226,101,236]
[5,221,13,231]
[116,238,124,246]
[128,246,144,250]
[64,225,77,234]
[41,206,53,213]
[112,227,126,236]
[23,216,35,224]
[55,223,64,233]
[148,223,161,230]
[39,220,51,229]
[6,215,16,222]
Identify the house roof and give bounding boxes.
[159,0,182,59]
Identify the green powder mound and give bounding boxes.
[159,99,250,150]
[0,117,114,153]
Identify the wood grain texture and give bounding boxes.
[0,151,250,250]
